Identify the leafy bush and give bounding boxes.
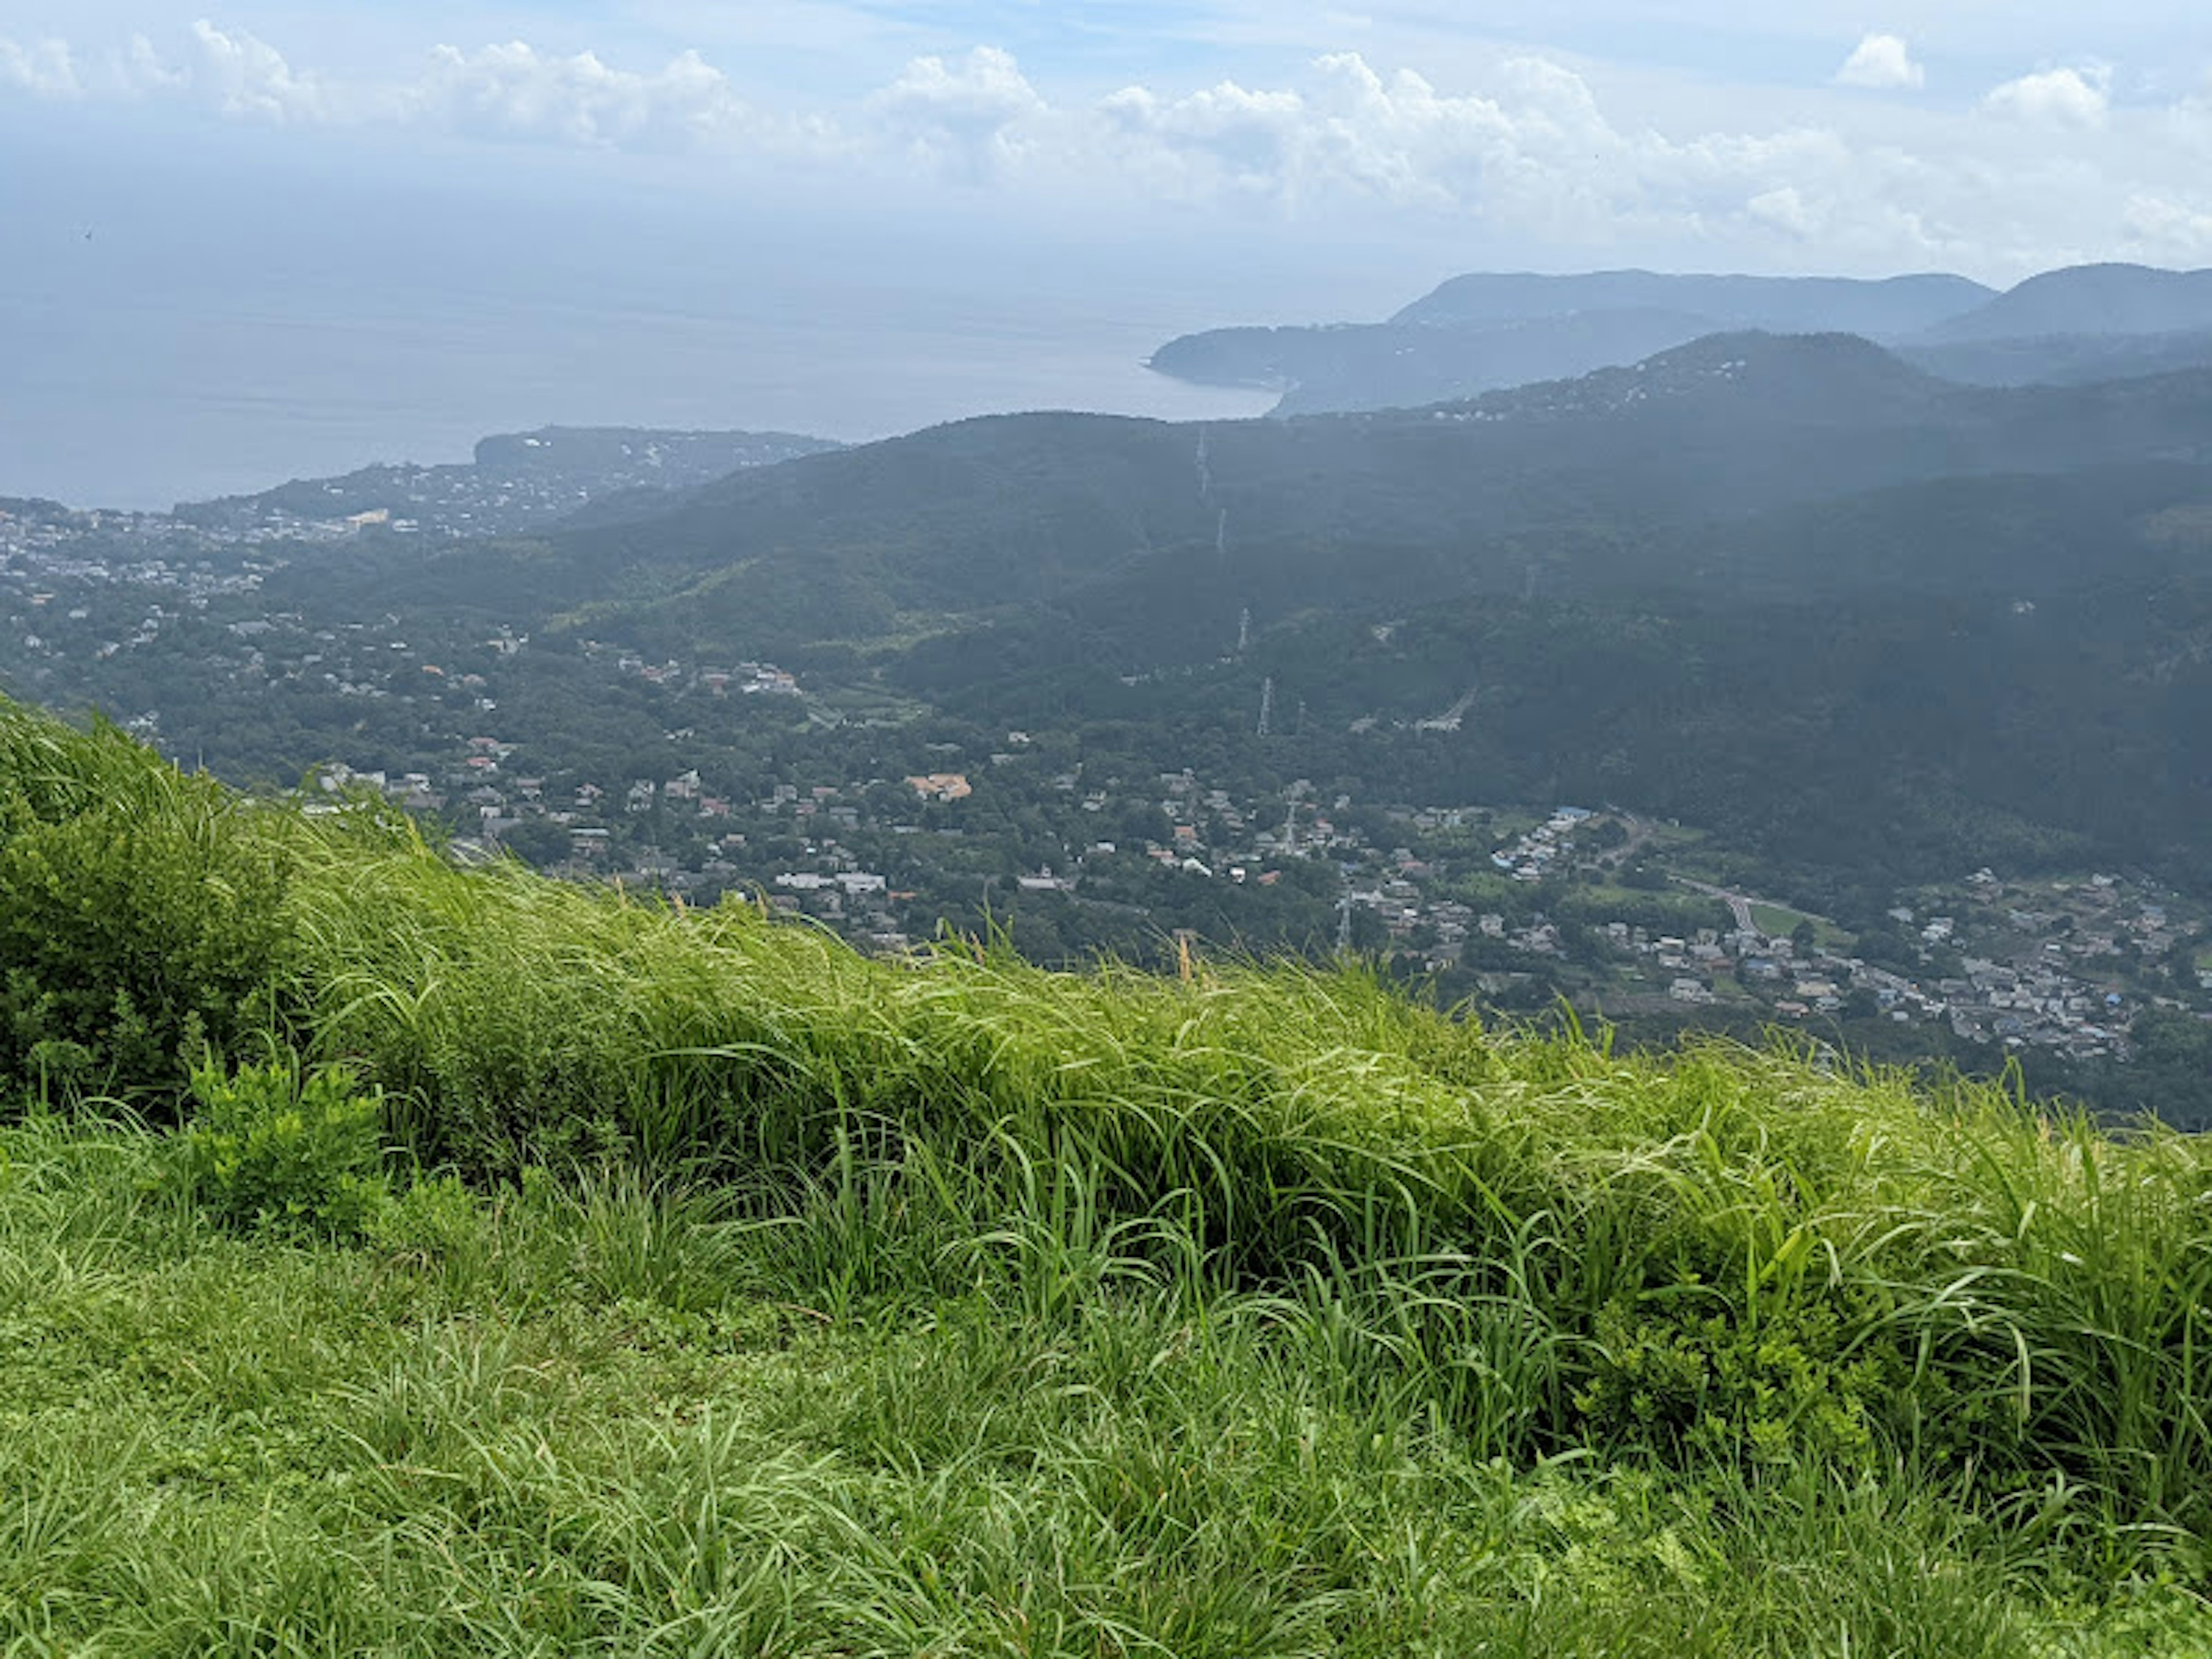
[1575,1297,1899,1468]
[177,1052,389,1239]
[0,706,297,1105]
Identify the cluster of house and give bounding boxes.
[1488,807,1598,881]
[589,644,802,698]
[2,507,271,666]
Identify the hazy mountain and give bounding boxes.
[1902,329,2212,387]
[1149,309,1725,414]
[307,332,2212,673]
[1150,264,2212,416]
[1914,264,2212,344]
[1149,270,1995,414]
[1389,270,1990,334]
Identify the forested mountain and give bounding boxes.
[1903,330,2212,388]
[1146,309,1732,412]
[1147,262,2212,415]
[312,332,2212,656]
[1916,263,2212,343]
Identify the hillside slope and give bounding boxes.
[307,334,2212,658]
[1916,263,2212,343]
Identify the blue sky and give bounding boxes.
[5,3,2211,502]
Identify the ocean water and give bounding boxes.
[0,270,1279,512]
[0,116,1317,510]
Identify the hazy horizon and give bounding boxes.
[6,2,2212,506]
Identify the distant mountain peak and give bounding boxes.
[1917,264,2212,343]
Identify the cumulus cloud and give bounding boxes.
[1835,33,1924,92]
[1984,66,2109,128]
[869,47,1046,181]
[1101,53,1633,223]
[1100,77,1310,198]
[120,33,189,94]
[1093,48,1927,259]
[414,41,750,149]
[11,18,2212,280]
[187,19,328,122]
[1748,184,1815,237]
[0,36,81,97]
[1,19,836,160]
[2122,192,2212,259]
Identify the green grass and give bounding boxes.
[7,696,2212,1651]
[1746,902,1853,950]
[5,1111,2209,1657]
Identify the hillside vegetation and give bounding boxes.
[6,694,2212,1652]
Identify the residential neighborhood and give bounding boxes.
[6,486,2209,1088]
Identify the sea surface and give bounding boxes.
[0,116,1307,511]
[0,274,1278,513]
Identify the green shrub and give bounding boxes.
[0,706,297,1105]
[177,1051,389,1239]
[1575,1296,1900,1468]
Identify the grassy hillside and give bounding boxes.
[6,694,2212,1652]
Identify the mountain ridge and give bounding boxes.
[1149,262,2212,417]
[295,331,2212,675]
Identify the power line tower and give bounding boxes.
[1237,606,1251,654]
[1256,676,1275,738]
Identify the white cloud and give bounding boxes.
[1748,184,1814,237]
[2122,192,2212,260]
[414,41,751,149]
[0,36,81,97]
[1100,53,1633,222]
[8,19,2212,282]
[1100,77,1312,199]
[1835,33,1923,92]
[1983,66,2109,128]
[869,46,1046,181]
[120,32,188,95]
[1093,49,1933,259]
[188,18,327,123]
